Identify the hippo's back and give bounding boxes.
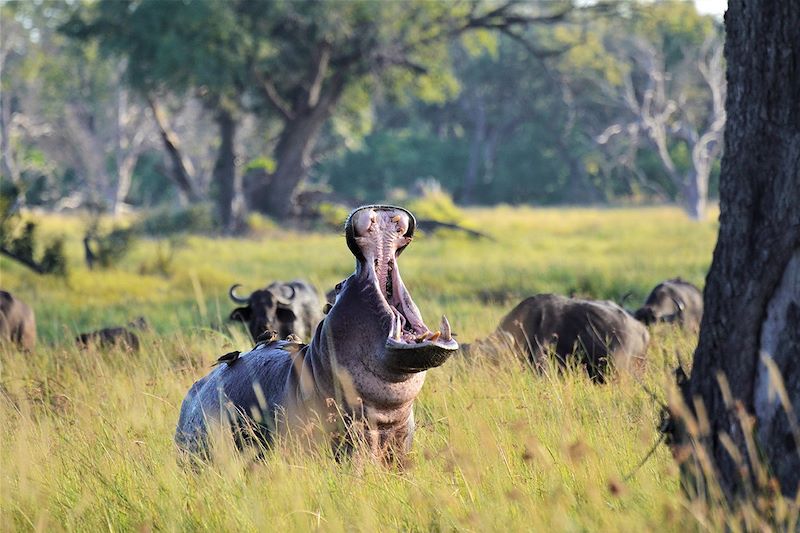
[175,342,297,454]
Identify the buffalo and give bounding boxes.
[488,294,650,381]
[0,290,36,350]
[76,317,149,352]
[228,280,323,342]
[634,278,703,330]
[176,206,458,462]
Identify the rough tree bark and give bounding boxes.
[680,1,800,498]
[249,68,345,220]
[214,108,243,233]
[148,97,199,204]
[459,92,488,205]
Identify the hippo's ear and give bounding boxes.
[230,307,251,322]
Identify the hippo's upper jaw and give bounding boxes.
[345,205,458,373]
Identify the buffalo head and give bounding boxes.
[229,283,297,340]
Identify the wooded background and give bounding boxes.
[1,0,724,231]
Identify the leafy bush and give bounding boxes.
[317,202,351,230]
[137,239,179,278]
[404,182,465,224]
[0,185,68,276]
[39,238,68,276]
[136,203,217,236]
[88,227,136,269]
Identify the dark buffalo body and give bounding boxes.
[0,290,36,351]
[497,294,650,380]
[634,278,703,330]
[229,280,323,342]
[177,206,458,461]
[76,317,149,351]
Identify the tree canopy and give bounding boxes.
[2,0,724,227]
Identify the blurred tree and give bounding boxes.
[66,0,575,223]
[317,31,603,206]
[0,183,67,275]
[1,1,157,214]
[558,2,724,219]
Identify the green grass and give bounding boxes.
[0,206,740,531]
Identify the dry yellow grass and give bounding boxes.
[5,205,779,531]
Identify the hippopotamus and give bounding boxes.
[634,278,703,330]
[0,290,36,351]
[488,294,650,381]
[175,205,458,462]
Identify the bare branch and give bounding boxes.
[308,41,332,108]
[254,72,295,121]
[147,95,199,201]
[0,246,47,275]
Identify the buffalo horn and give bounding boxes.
[276,284,296,306]
[228,284,250,304]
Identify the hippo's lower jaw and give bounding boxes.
[345,205,459,372]
[384,337,458,373]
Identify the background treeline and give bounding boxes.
[1,0,723,231]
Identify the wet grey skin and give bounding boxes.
[175,205,458,460]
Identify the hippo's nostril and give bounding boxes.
[392,213,410,235]
[353,209,375,236]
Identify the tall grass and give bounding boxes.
[3,205,781,531]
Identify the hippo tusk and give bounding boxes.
[440,315,451,341]
[229,284,250,304]
[392,313,403,341]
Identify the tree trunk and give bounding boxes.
[113,150,138,216]
[554,134,600,205]
[249,79,344,220]
[148,96,199,204]
[214,109,243,233]
[460,98,487,205]
[679,1,800,499]
[681,169,707,221]
[0,87,19,185]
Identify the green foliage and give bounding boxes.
[318,126,468,202]
[244,157,277,175]
[86,224,136,269]
[316,202,351,231]
[0,186,68,276]
[6,0,726,218]
[136,204,217,237]
[9,222,36,264]
[404,186,465,225]
[39,237,68,277]
[137,239,178,278]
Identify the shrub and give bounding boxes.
[136,203,217,236]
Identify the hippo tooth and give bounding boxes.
[429,331,441,342]
[440,315,451,341]
[393,314,403,340]
[391,214,402,222]
[416,331,432,343]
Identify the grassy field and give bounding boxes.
[0,206,731,531]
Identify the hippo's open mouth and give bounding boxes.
[345,206,458,370]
